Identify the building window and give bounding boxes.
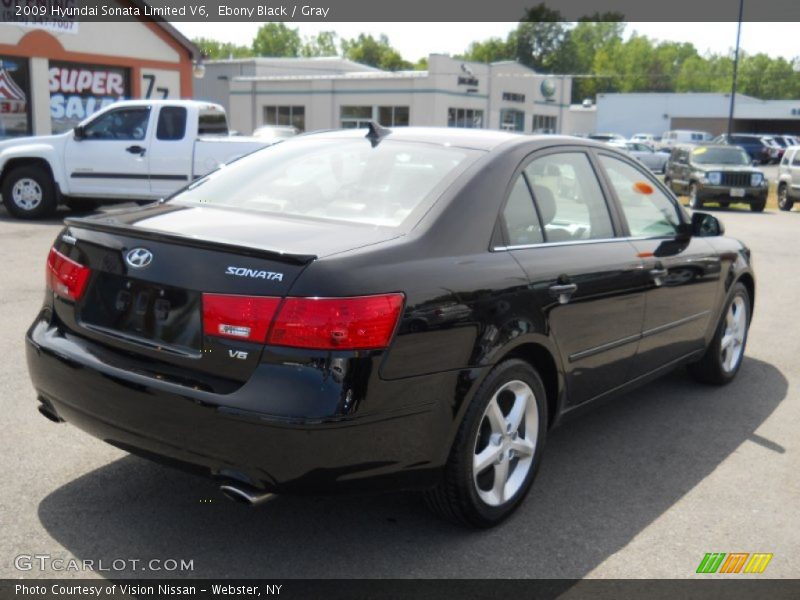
[502,92,525,103]
[263,105,305,131]
[340,106,373,128]
[49,61,130,134]
[378,106,409,127]
[532,114,557,133]
[0,57,31,139]
[500,109,525,132]
[448,108,484,129]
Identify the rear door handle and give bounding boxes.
[549,283,578,304]
[126,145,146,156]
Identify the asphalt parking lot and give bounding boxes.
[1,201,798,580]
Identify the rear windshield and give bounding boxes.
[198,111,229,135]
[691,146,750,165]
[170,137,481,227]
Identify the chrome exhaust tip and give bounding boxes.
[219,483,276,507]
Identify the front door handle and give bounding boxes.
[549,283,578,305]
[126,145,146,156]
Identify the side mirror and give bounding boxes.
[690,211,724,237]
[73,125,85,140]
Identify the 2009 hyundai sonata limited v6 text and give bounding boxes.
[26,125,754,527]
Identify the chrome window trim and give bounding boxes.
[493,234,675,252]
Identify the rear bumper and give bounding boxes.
[26,315,473,494]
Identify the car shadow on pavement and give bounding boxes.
[37,357,786,579]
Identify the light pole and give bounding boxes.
[727,0,745,138]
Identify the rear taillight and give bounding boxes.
[267,294,404,350]
[46,247,90,301]
[202,294,281,343]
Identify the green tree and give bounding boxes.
[301,31,338,57]
[461,37,514,63]
[341,34,412,70]
[192,37,252,60]
[252,23,302,57]
[513,4,569,72]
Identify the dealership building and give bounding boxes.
[197,54,577,136]
[0,13,198,139]
[595,92,800,138]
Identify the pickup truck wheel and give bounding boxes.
[688,183,703,210]
[424,359,547,528]
[65,198,99,213]
[749,199,766,213]
[778,184,794,211]
[2,166,57,219]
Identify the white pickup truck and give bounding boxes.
[0,100,271,219]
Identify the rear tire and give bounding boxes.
[688,282,750,385]
[719,201,730,209]
[778,184,794,211]
[424,359,547,528]
[749,199,766,213]
[1,165,57,219]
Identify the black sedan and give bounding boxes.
[26,126,754,527]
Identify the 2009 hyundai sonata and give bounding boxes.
[26,126,754,527]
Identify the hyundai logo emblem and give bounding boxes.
[125,247,153,268]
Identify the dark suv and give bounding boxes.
[713,133,779,164]
[665,144,769,212]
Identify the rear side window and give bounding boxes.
[599,155,680,238]
[502,175,544,246]
[524,152,614,242]
[156,107,187,141]
[198,111,229,135]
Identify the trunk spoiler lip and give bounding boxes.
[63,216,318,266]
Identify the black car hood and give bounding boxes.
[66,202,402,261]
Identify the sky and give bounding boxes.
[173,22,800,63]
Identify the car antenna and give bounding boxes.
[365,121,391,147]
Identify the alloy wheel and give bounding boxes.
[472,380,538,507]
[720,296,747,373]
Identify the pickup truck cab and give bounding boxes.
[0,100,269,219]
[777,146,800,211]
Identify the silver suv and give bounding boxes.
[777,146,800,211]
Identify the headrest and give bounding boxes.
[531,184,556,225]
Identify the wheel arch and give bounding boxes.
[1,157,60,196]
[736,272,755,320]
[497,341,564,429]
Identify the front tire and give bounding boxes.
[749,199,766,213]
[688,183,703,209]
[778,184,794,211]
[1,165,57,219]
[688,282,750,385]
[424,359,547,528]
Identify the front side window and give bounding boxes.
[524,152,614,242]
[502,175,544,246]
[82,107,149,140]
[169,137,481,228]
[599,155,681,238]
